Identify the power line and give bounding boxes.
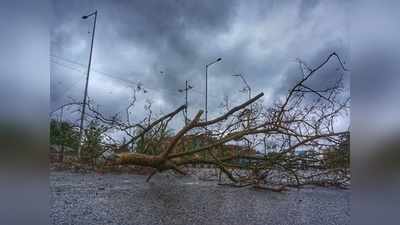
[51,55,188,96]
[51,54,225,99]
[52,77,85,102]
[51,55,173,95]
[51,54,86,67]
[51,60,88,101]
[51,60,85,74]
[51,59,135,98]
[51,55,141,87]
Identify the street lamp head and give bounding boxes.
[82,11,97,19]
[207,57,222,67]
[232,74,240,77]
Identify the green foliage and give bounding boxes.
[322,133,350,169]
[50,119,79,150]
[324,148,350,169]
[81,120,106,163]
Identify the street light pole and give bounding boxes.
[78,10,97,159]
[205,57,222,123]
[205,65,207,122]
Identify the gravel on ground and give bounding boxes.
[50,171,350,225]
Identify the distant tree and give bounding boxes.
[81,120,107,166]
[50,119,79,150]
[324,133,350,169]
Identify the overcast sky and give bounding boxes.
[51,0,349,128]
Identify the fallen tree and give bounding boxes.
[106,52,350,189]
[52,52,350,190]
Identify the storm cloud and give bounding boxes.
[51,0,349,127]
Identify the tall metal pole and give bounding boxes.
[204,57,221,182]
[59,106,64,123]
[185,80,188,122]
[178,80,193,126]
[78,10,97,159]
[205,65,208,123]
[204,57,221,124]
[247,84,251,100]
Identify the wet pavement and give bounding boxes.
[50,171,350,225]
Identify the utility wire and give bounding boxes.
[52,77,85,102]
[51,55,209,97]
[52,55,164,93]
[51,55,140,88]
[51,60,85,73]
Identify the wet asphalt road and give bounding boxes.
[50,171,350,225]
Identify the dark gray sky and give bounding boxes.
[51,0,349,128]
